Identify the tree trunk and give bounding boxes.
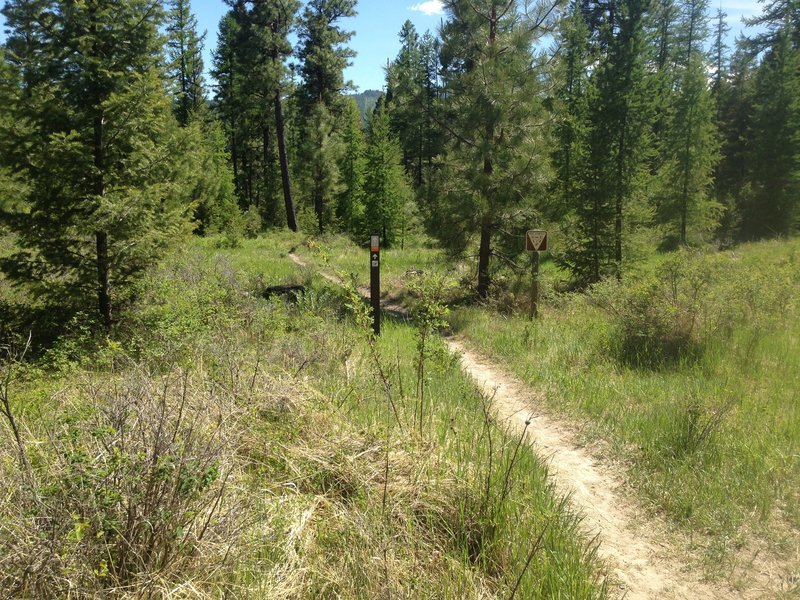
[315,164,324,234]
[96,231,111,331]
[477,214,492,301]
[615,122,626,279]
[94,111,111,332]
[275,90,298,232]
[477,8,497,301]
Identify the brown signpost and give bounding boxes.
[526,230,548,319]
[370,235,380,336]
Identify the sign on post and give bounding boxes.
[526,230,548,252]
[370,235,380,336]
[526,230,548,319]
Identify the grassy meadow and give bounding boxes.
[0,235,608,598]
[446,239,800,580]
[299,233,800,587]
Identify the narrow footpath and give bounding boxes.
[288,249,777,599]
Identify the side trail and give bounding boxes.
[287,250,759,599]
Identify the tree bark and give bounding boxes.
[275,90,298,232]
[615,122,626,279]
[476,7,497,301]
[89,0,111,332]
[477,214,492,300]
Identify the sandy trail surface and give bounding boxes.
[446,338,727,599]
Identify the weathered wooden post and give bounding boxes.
[370,235,381,336]
[526,230,548,319]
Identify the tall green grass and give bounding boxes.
[450,240,800,573]
[0,234,608,597]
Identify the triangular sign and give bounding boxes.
[526,230,548,252]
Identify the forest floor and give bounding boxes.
[288,245,795,600]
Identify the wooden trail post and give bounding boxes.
[370,235,381,336]
[526,230,548,319]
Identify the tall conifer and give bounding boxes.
[0,0,190,330]
[432,0,554,299]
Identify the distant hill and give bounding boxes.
[350,89,383,121]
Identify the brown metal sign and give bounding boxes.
[526,230,548,252]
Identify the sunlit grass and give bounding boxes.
[449,238,800,573]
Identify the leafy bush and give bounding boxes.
[0,354,237,597]
[591,249,797,366]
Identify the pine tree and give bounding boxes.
[184,118,238,236]
[167,0,207,126]
[0,0,191,330]
[655,0,720,245]
[212,2,300,232]
[550,3,591,218]
[295,0,356,232]
[742,26,799,238]
[657,54,720,245]
[432,0,553,300]
[714,43,755,239]
[386,21,426,186]
[563,0,654,284]
[0,49,26,218]
[337,97,366,234]
[363,103,409,247]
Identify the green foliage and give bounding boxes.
[740,28,800,239]
[430,0,553,299]
[560,0,655,285]
[655,54,721,246]
[295,0,357,233]
[0,0,192,328]
[296,102,343,233]
[212,1,299,230]
[336,97,366,235]
[0,356,230,596]
[385,22,442,189]
[590,252,723,365]
[243,204,263,238]
[362,105,410,246]
[590,248,798,366]
[185,116,238,235]
[166,0,207,126]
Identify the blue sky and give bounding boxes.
[190,0,450,92]
[1,0,762,92]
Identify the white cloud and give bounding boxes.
[408,1,445,16]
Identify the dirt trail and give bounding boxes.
[446,338,729,599]
[287,249,768,599]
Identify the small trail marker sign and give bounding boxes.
[526,230,548,252]
[370,235,381,336]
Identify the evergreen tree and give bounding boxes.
[714,43,755,240]
[742,26,799,238]
[655,0,720,245]
[563,0,654,284]
[550,3,591,219]
[0,49,26,218]
[0,0,191,330]
[212,1,300,232]
[295,0,357,232]
[386,20,425,186]
[184,117,238,236]
[337,97,366,234]
[657,54,720,245]
[431,0,554,300]
[363,103,409,247]
[167,0,207,126]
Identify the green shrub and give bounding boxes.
[591,249,797,367]
[590,251,721,365]
[0,359,235,597]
